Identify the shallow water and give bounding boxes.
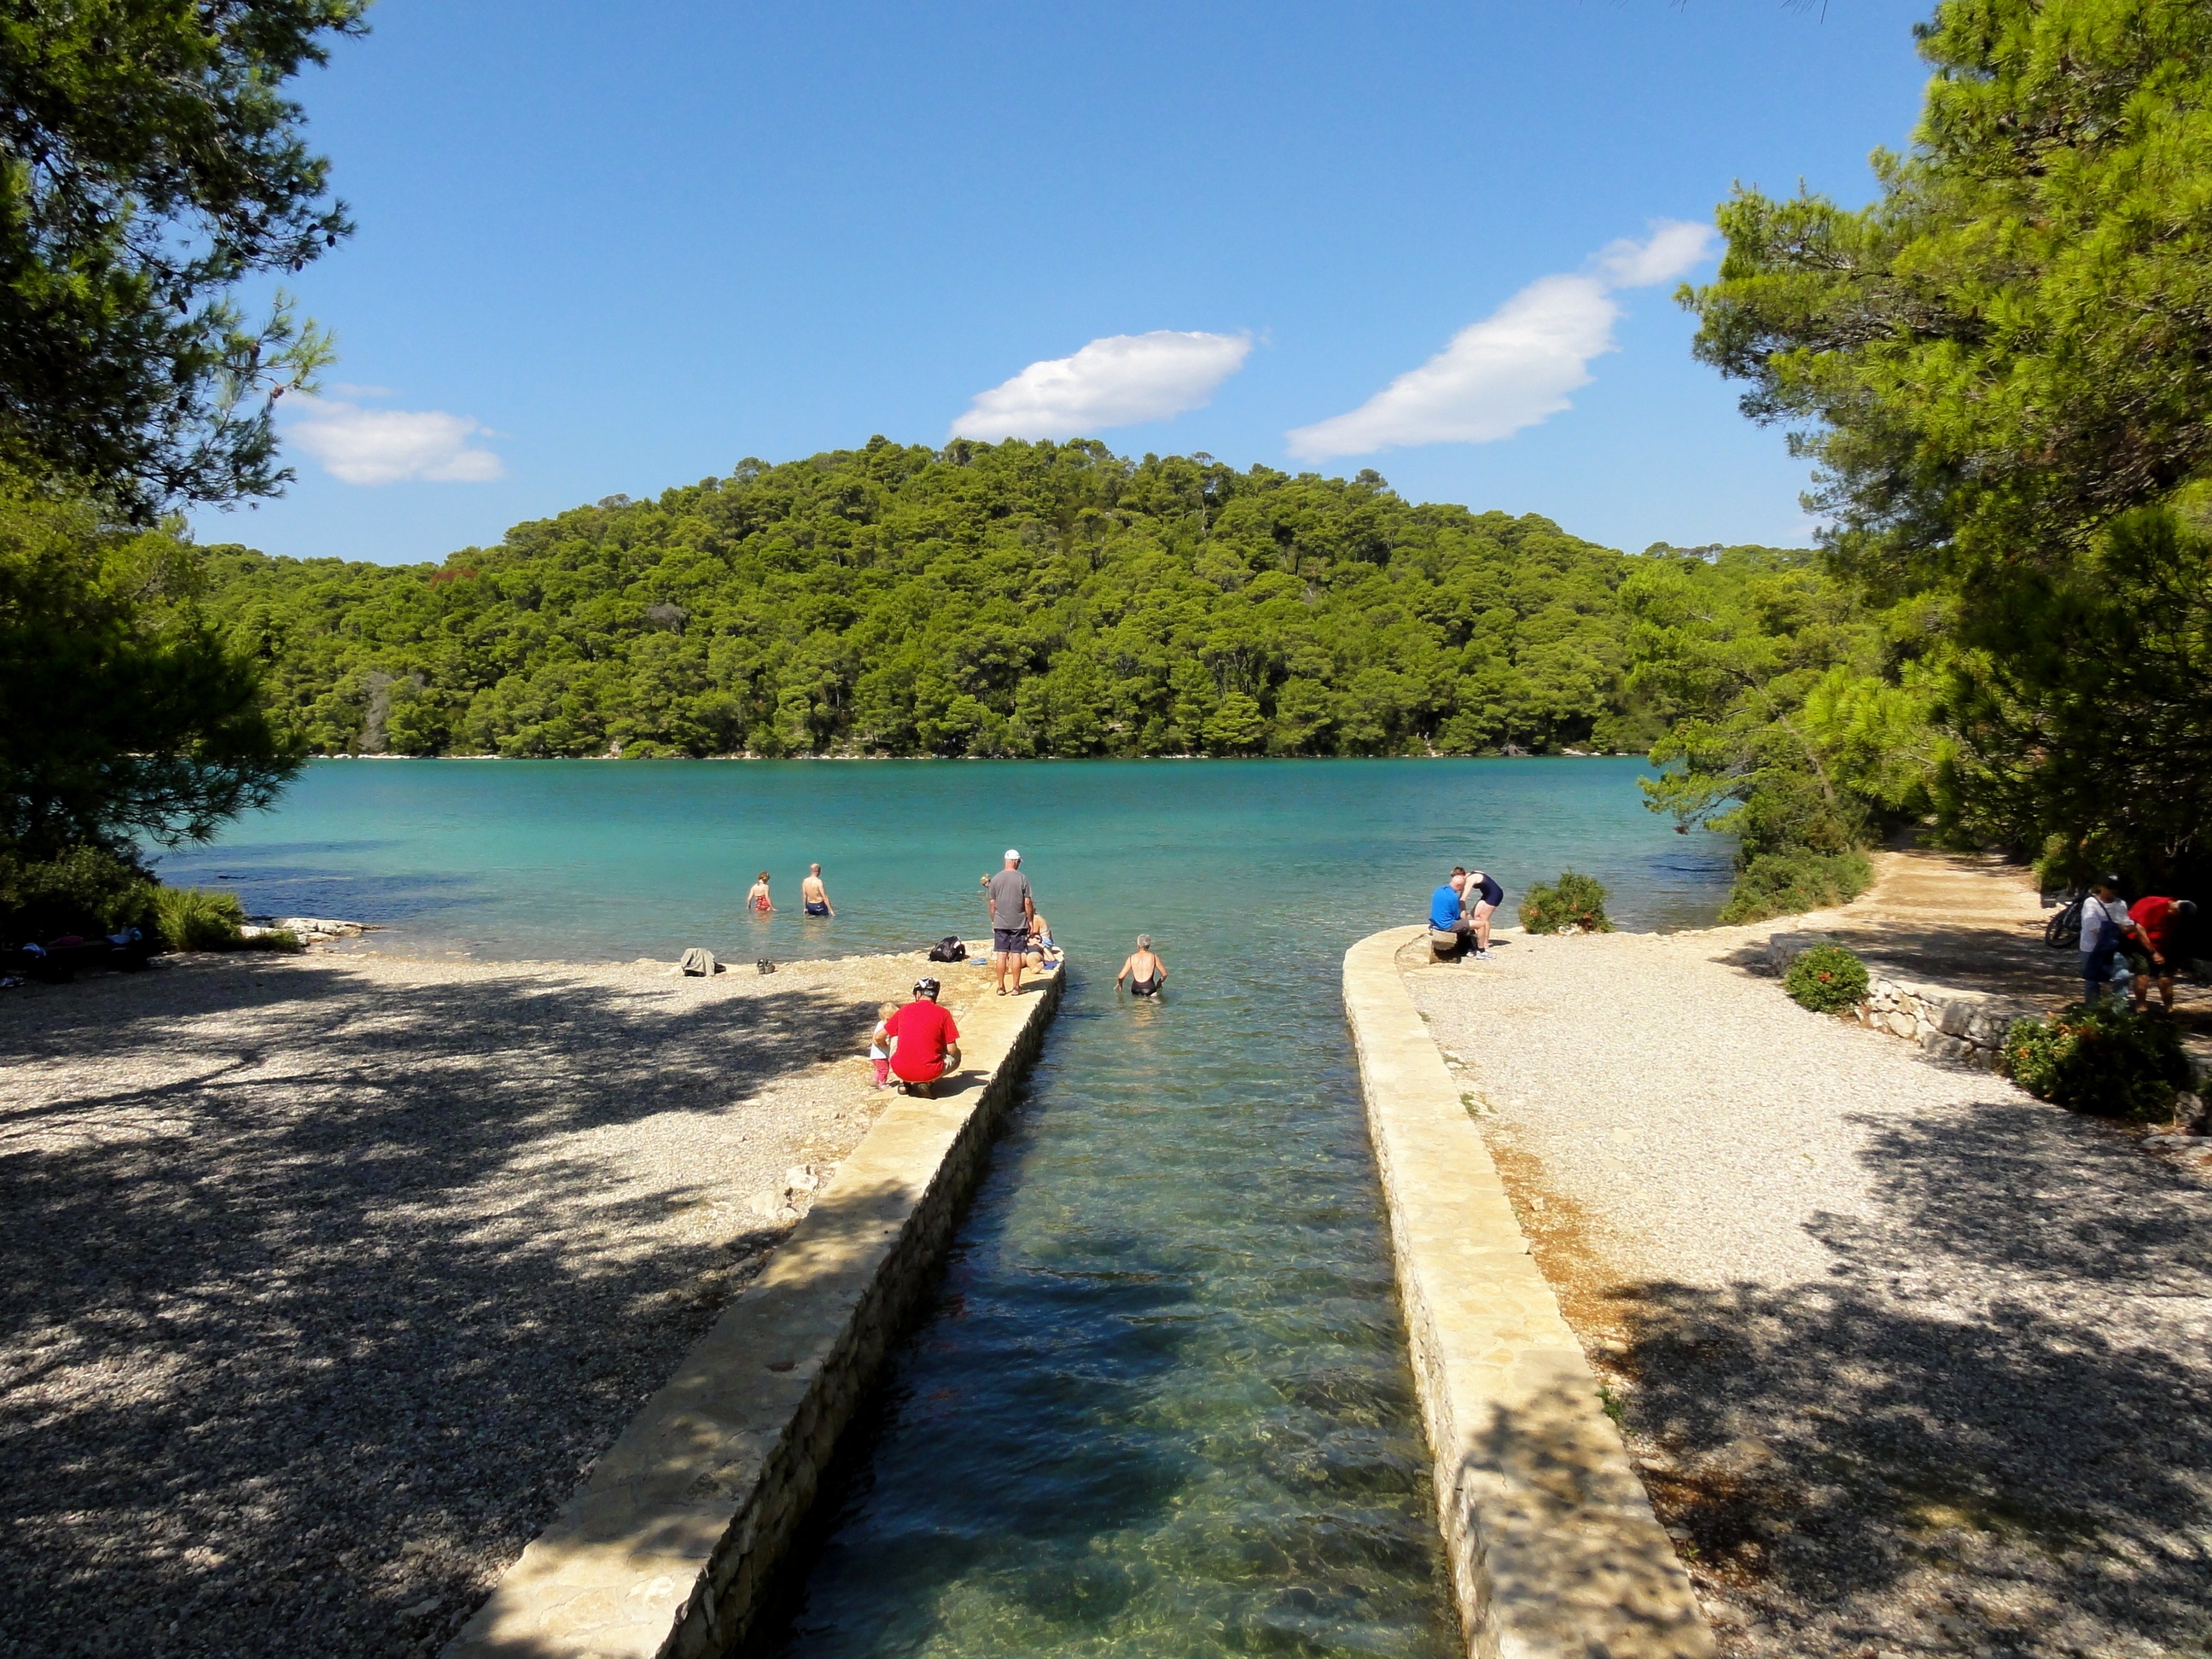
[164,758,1731,1658]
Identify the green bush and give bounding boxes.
[1784,944,1870,1013]
[0,844,158,941]
[2000,1001,2195,1121]
[153,886,249,952]
[1720,849,1875,924]
[1519,870,1614,934]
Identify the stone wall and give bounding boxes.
[1763,932,2034,1069]
[1346,928,1714,1659]
[445,966,1064,1659]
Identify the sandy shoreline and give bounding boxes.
[0,945,996,1658]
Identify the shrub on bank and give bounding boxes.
[1720,849,1875,924]
[0,846,158,942]
[2000,1002,2194,1121]
[1520,870,1614,934]
[152,886,296,952]
[1784,944,1869,1013]
[154,885,246,950]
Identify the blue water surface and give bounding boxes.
[162,758,1731,1659]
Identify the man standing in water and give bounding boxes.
[986,849,1034,997]
[800,864,835,917]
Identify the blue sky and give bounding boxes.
[195,0,1936,567]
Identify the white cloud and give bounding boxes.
[950,330,1252,440]
[1284,219,1718,463]
[1593,219,1715,288]
[284,393,505,486]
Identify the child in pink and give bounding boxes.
[867,1003,897,1088]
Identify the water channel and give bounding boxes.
[167,759,1732,1659]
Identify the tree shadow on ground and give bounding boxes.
[0,959,882,1659]
[1606,1097,2212,1656]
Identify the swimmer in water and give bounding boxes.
[1115,934,1166,998]
[747,871,774,913]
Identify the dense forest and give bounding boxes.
[201,439,1704,760]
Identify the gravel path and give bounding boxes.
[0,947,993,1658]
[1405,922,2212,1659]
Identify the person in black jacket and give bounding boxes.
[1465,869,1505,959]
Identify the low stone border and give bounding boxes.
[445,964,1065,1659]
[1344,928,1713,1659]
[1762,932,2035,1069]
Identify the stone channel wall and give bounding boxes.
[1343,928,1714,1659]
[446,964,1064,1659]
[1762,933,2033,1069]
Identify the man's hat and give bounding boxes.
[913,976,940,997]
[1004,848,1021,860]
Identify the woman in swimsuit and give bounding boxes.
[1115,934,1166,998]
[747,872,774,913]
[1025,913,1061,972]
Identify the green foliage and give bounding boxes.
[1519,870,1613,934]
[0,2,364,512]
[196,439,1656,760]
[152,885,247,952]
[1685,0,2212,889]
[2000,1001,2195,1121]
[1783,943,1870,1013]
[0,492,304,862]
[1721,850,1874,925]
[1624,544,1935,916]
[1941,505,2212,891]
[0,844,156,942]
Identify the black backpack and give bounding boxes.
[2044,894,2085,950]
[926,935,968,963]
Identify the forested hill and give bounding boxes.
[201,437,1730,760]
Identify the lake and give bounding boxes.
[161,757,1732,1658]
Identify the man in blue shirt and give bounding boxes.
[1429,869,1473,955]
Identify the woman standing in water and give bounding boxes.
[746,872,774,914]
[1115,935,1167,998]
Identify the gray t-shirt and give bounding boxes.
[988,869,1033,931]
[2081,895,2131,955]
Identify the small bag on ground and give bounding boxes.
[678,946,718,976]
[927,935,969,963]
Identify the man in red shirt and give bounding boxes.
[885,978,962,1097]
[2128,895,2197,1014]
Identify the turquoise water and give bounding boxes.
[162,759,1730,1658]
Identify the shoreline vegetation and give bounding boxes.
[203,439,1697,765]
[172,436,1916,923]
[301,748,1639,760]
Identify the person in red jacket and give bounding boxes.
[885,978,962,1097]
[2128,895,2197,1014]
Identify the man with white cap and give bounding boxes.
[985,848,1035,996]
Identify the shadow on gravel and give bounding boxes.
[1608,1102,2212,1655]
[0,961,878,1659]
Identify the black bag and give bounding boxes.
[927,935,968,963]
[2044,894,2085,950]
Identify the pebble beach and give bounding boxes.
[1404,899,2212,1659]
[0,946,987,1659]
